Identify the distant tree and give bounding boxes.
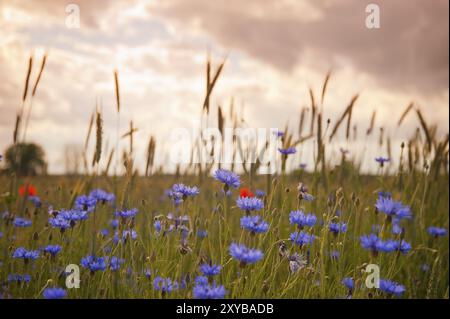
[3,143,47,176]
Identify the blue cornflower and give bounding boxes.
[393,240,411,254]
[289,210,316,228]
[153,277,178,294]
[48,216,71,230]
[110,219,119,229]
[101,229,109,237]
[13,217,32,228]
[197,229,208,238]
[290,231,315,246]
[80,255,107,272]
[379,279,405,297]
[375,157,390,166]
[28,196,42,208]
[360,234,387,254]
[109,256,124,271]
[12,247,40,261]
[274,130,284,138]
[171,183,200,198]
[392,219,403,235]
[299,163,307,169]
[145,268,152,279]
[342,277,354,290]
[229,243,263,266]
[43,245,62,257]
[89,189,115,204]
[74,194,97,211]
[240,215,269,233]
[199,263,221,277]
[329,222,347,234]
[115,208,138,219]
[255,189,265,197]
[213,169,240,189]
[375,195,412,220]
[427,227,447,237]
[278,147,296,155]
[193,281,226,299]
[43,287,67,299]
[8,274,31,283]
[59,209,88,222]
[236,197,264,213]
[360,234,409,254]
[154,220,162,233]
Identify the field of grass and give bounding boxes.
[0,166,448,299]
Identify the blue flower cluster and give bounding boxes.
[229,243,263,266]
[375,194,412,220]
[43,287,67,299]
[290,231,315,247]
[236,197,264,213]
[81,255,107,272]
[13,217,32,228]
[12,247,40,261]
[379,279,405,297]
[213,169,240,188]
[289,210,316,228]
[360,234,411,254]
[193,276,226,299]
[240,215,269,234]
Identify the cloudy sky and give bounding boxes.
[0,0,448,174]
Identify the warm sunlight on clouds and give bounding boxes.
[0,0,448,173]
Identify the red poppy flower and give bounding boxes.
[239,187,254,198]
[18,184,37,197]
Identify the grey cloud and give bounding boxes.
[152,0,449,94]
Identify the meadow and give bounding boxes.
[0,56,448,299]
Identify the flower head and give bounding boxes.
[29,196,42,208]
[8,274,31,283]
[43,245,62,257]
[43,287,67,299]
[236,197,264,213]
[255,189,265,197]
[375,195,412,220]
[342,277,354,290]
[329,222,347,234]
[49,216,71,230]
[81,255,107,272]
[375,157,390,166]
[427,227,447,237]
[74,195,97,211]
[379,279,405,297]
[229,243,263,265]
[199,263,222,277]
[12,247,40,261]
[153,277,178,294]
[109,256,124,271]
[89,189,115,204]
[193,279,226,299]
[290,231,315,246]
[278,147,296,155]
[171,183,200,198]
[19,185,36,197]
[240,215,269,234]
[13,217,32,228]
[115,208,138,219]
[289,210,316,228]
[213,169,240,188]
[239,187,254,198]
